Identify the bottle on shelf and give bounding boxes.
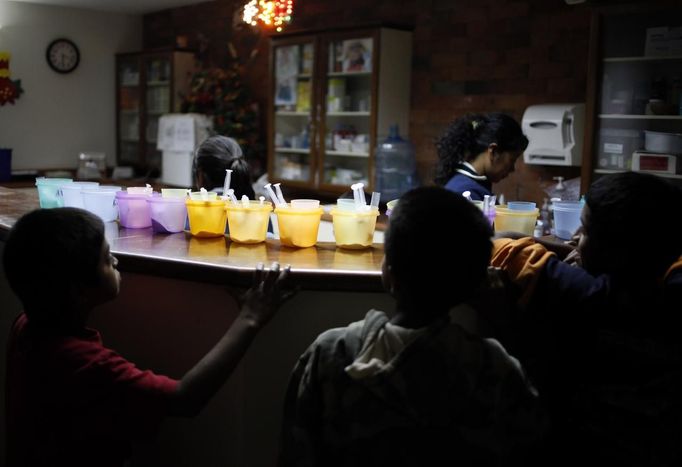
[374,124,419,203]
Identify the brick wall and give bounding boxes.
[145,0,592,204]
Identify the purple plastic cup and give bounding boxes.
[116,191,153,228]
[148,196,187,233]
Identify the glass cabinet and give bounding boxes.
[116,49,194,176]
[268,27,412,194]
[582,4,682,191]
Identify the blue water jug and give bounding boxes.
[374,125,418,203]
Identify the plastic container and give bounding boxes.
[148,196,188,233]
[81,186,122,222]
[336,199,357,212]
[275,204,324,248]
[35,177,73,208]
[330,207,379,249]
[644,130,682,154]
[127,186,153,195]
[161,188,190,198]
[189,191,219,201]
[116,191,153,228]
[553,201,583,240]
[494,205,539,236]
[374,125,419,203]
[58,181,100,209]
[507,201,536,211]
[186,198,228,237]
[225,201,273,244]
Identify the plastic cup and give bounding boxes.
[161,188,190,198]
[186,198,228,237]
[275,204,323,248]
[189,191,219,201]
[225,200,273,244]
[290,199,320,210]
[553,201,583,240]
[35,177,73,208]
[81,186,122,222]
[330,207,379,249]
[58,181,100,209]
[386,199,399,217]
[336,199,357,212]
[494,205,539,236]
[127,186,153,195]
[508,201,537,211]
[116,191,153,228]
[148,196,187,233]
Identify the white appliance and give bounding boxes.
[632,150,678,174]
[157,114,213,187]
[522,103,585,166]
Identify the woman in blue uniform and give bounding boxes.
[435,113,528,201]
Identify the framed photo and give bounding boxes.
[341,38,372,73]
[275,45,299,106]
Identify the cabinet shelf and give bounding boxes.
[325,150,369,158]
[594,169,682,179]
[603,54,682,63]
[599,114,682,120]
[276,111,310,117]
[326,111,371,117]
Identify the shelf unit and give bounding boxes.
[582,3,682,192]
[267,26,412,195]
[115,49,194,177]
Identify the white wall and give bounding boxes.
[0,1,142,171]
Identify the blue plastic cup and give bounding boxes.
[35,177,73,208]
[553,201,582,240]
[508,201,537,211]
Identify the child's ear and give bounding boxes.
[488,143,498,159]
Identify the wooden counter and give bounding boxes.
[0,186,385,291]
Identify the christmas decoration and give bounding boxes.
[242,0,293,32]
[181,55,263,171]
[0,52,24,106]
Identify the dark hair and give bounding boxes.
[193,135,255,199]
[385,186,492,309]
[434,113,528,185]
[585,172,682,280]
[3,208,105,324]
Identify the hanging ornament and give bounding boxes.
[242,0,294,33]
[0,52,24,106]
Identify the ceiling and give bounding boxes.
[7,0,214,15]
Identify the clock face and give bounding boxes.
[46,38,80,74]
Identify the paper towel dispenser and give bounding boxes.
[522,103,585,166]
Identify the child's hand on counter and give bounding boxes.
[239,262,297,329]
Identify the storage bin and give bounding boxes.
[82,186,122,222]
[148,196,187,233]
[58,182,100,209]
[597,128,643,170]
[116,191,153,229]
[553,201,583,240]
[35,177,73,208]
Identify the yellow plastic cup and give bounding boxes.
[330,207,379,249]
[494,205,539,236]
[225,200,273,244]
[275,204,323,248]
[189,191,219,201]
[185,198,228,237]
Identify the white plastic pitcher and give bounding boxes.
[58,182,100,209]
[81,186,121,222]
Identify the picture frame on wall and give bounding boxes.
[341,38,372,73]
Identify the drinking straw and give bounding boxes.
[223,169,233,196]
[483,195,490,216]
[264,183,283,207]
[370,192,381,209]
[273,183,286,205]
[200,187,209,201]
[226,189,238,203]
[241,194,250,207]
[351,183,363,211]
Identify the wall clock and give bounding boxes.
[46,38,80,74]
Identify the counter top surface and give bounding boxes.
[0,187,385,291]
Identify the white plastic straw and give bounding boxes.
[483,195,490,216]
[223,169,233,196]
[370,192,381,209]
[273,183,286,205]
[264,183,283,207]
[200,187,208,201]
[351,183,363,211]
[357,183,367,206]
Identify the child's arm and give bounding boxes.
[168,262,296,417]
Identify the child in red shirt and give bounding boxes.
[3,207,295,467]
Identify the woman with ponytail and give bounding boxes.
[434,113,528,201]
